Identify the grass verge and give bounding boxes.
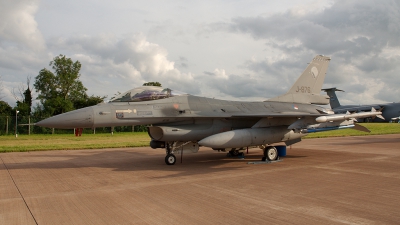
[0,123,399,152]
[304,123,400,138]
[0,132,150,152]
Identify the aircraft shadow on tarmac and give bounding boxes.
[4,149,308,178]
[323,136,399,146]
[4,150,256,176]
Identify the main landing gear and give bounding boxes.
[262,146,279,161]
[228,149,239,156]
[227,149,245,158]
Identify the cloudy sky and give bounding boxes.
[1,0,399,108]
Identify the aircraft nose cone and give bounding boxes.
[36,107,94,129]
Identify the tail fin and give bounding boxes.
[268,55,331,105]
[321,87,343,109]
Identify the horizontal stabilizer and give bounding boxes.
[285,138,302,146]
[352,124,371,133]
[321,87,344,92]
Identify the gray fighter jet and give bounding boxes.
[36,55,383,165]
[323,88,400,122]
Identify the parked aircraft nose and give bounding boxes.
[36,107,94,129]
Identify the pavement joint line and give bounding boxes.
[0,156,39,225]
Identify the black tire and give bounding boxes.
[165,154,176,165]
[261,156,266,161]
[264,146,278,161]
[229,149,240,156]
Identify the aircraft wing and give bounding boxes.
[231,112,320,118]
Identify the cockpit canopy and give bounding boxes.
[111,86,188,102]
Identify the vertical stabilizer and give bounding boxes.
[322,87,344,109]
[268,55,331,105]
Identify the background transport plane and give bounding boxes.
[323,88,400,122]
[36,55,383,165]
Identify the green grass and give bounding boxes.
[0,132,151,152]
[1,123,399,152]
[305,123,400,138]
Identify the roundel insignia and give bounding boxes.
[311,67,319,78]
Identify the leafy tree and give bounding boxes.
[34,55,88,115]
[143,82,162,87]
[15,101,31,117]
[0,101,12,115]
[13,78,33,117]
[0,101,12,135]
[7,77,34,135]
[23,86,32,115]
[73,95,105,109]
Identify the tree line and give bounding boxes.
[0,54,156,135]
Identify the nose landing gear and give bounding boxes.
[165,154,176,165]
[164,143,176,165]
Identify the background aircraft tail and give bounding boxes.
[322,87,343,109]
[268,55,331,105]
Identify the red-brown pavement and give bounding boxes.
[1,134,400,224]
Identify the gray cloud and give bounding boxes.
[47,34,201,99]
[229,0,400,56]
[218,0,400,104]
[177,57,188,68]
[203,71,214,76]
[0,0,45,51]
[1,0,400,107]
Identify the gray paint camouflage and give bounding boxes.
[37,55,383,165]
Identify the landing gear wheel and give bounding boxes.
[229,149,240,156]
[264,146,278,161]
[165,154,176,165]
[261,156,267,161]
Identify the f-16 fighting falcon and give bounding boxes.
[36,55,384,165]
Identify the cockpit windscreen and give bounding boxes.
[111,86,187,102]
